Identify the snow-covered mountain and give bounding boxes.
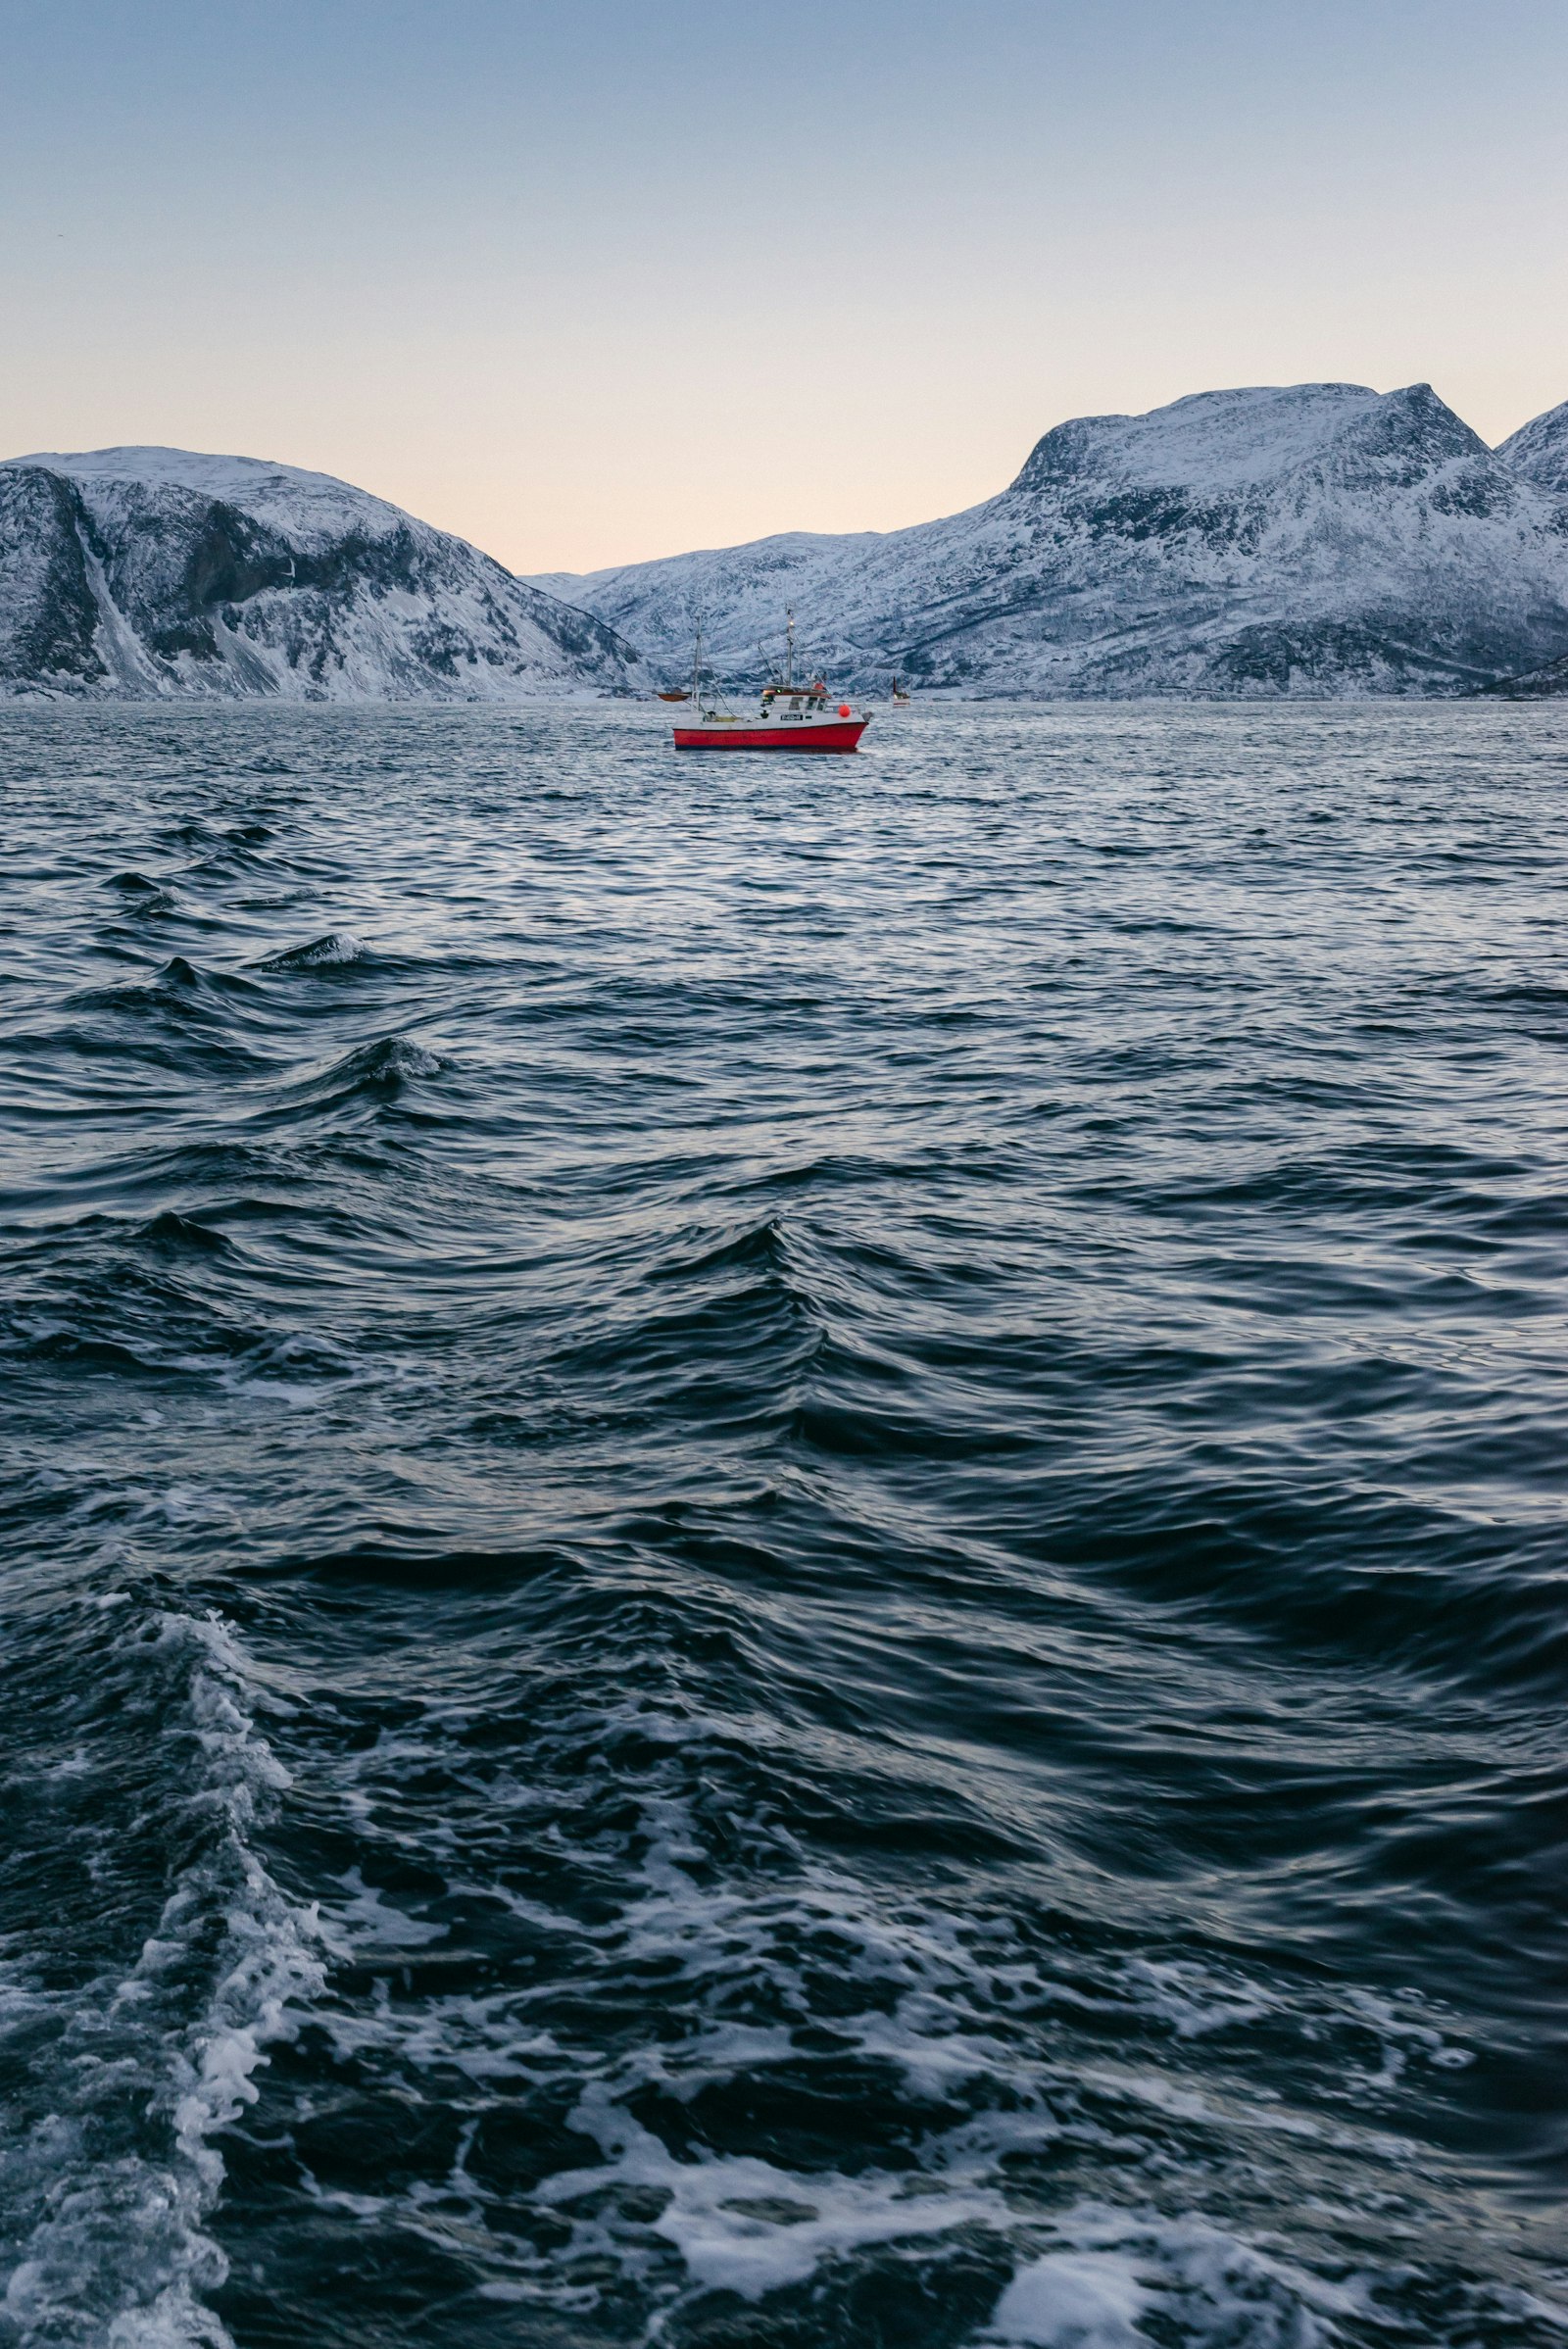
[1479,404,1568,697]
[531,384,1568,698]
[1496,400,1568,499]
[0,447,642,700]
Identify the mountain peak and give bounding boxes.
[1007,382,1483,499]
[14,444,356,489]
[7,445,416,553]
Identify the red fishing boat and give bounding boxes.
[672,613,869,752]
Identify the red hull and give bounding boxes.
[673,719,867,752]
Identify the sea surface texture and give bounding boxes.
[2,703,1566,2349]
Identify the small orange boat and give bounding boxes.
[657,688,691,702]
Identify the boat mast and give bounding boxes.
[691,617,703,710]
[785,607,795,691]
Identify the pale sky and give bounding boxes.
[3,0,1565,575]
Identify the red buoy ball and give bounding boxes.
[839,704,851,718]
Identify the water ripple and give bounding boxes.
[2,701,1566,2348]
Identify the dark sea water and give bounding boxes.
[3,701,1567,2349]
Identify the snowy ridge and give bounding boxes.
[533,383,1568,698]
[0,446,642,701]
[1496,400,1568,499]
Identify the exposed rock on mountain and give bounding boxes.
[0,447,641,700]
[1481,647,1568,697]
[534,384,1568,699]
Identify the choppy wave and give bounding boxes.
[250,933,368,972]
[2,701,1567,2346]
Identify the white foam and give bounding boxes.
[285,931,365,966]
[317,1868,450,1954]
[0,1609,323,2349]
[1339,1988,1473,2083]
[375,1037,445,1078]
[993,2203,1376,2349]
[538,2089,1012,2303]
[186,1703,1512,2338]
[988,2250,1149,2346]
[251,930,368,971]
[313,1984,560,2084]
[1125,1959,1277,2040]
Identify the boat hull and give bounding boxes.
[672,719,868,752]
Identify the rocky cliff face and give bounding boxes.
[532,384,1568,698]
[0,447,642,700]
